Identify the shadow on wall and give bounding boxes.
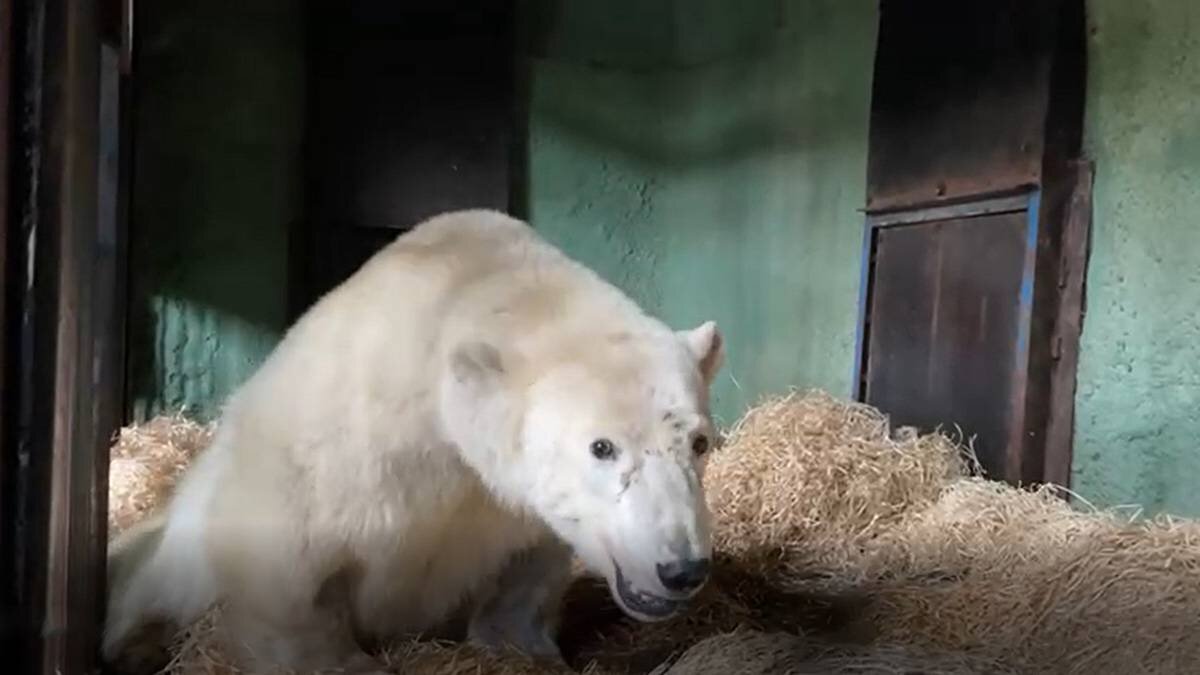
[125,0,305,420]
[127,0,878,425]
[515,0,879,424]
[516,0,866,169]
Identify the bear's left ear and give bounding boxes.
[679,321,724,385]
[444,340,522,488]
[444,340,514,436]
[449,341,506,390]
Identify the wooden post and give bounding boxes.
[2,0,115,672]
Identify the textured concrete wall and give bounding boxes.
[126,0,304,421]
[121,0,1200,517]
[523,0,878,425]
[1073,0,1200,514]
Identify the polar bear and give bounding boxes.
[103,209,725,673]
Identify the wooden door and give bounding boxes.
[861,201,1035,477]
[855,0,1088,486]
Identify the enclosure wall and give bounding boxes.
[125,0,305,420]
[522,0,879,425]
[1073,0,1200,515]
[121,0,1200,519]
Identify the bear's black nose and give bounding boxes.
[656,557,711,593]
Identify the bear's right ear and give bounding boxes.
[680,321,725,386]
[449,341,506,387]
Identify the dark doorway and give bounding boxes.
[293,0,519,318]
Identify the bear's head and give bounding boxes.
[442,320,724,622]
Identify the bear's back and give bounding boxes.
[228,209,661,450]
[364,209,658,354]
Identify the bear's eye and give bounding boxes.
[692,434,710,457]
[590,438,617,460]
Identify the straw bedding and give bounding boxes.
[651,630,1017,675]
[109,413,214,537]
[107,391,1200,674]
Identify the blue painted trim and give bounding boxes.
[850,217,876,401]
[1014,190,1042,362]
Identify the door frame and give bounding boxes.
[1,0,133,671]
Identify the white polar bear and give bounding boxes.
[103,209,725,673]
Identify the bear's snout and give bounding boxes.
[655,557,711,594]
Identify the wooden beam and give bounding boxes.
[1043,160,1094,491]
[4,0,111,672]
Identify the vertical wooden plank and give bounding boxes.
[2,0,108,671]
[40,0,104,669]
[91,39,127,665]
[1043,161,1093,490]
[1030,0,1088,491]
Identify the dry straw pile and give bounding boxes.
[109,414,214,537]
[108,391,1200,675]
[651,630,1016,675]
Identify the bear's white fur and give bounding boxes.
[104,209,725,673]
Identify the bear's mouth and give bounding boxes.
[612,563,686,620]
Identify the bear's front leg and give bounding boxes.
[218,596,387,674]
[211,526,387,674]
[467,534,573,661]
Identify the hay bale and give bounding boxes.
[109,393,1200,675]
[705,390,1200,674]
[849,480,1200,674]
[652,630,1017,675]
[108,413,213,536]
[706,391,971,587]
[161,605,588,675]
[381,641,586,675]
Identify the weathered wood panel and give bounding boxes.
[1,0,117,671]
[866,0,1060,211]
[864,211,1029,478]
[1042,161,1093,489]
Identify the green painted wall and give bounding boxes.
[1073,0,1200,514]
[126,0,305,421]
[121,0,1200,517]
[522,0,879,425]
